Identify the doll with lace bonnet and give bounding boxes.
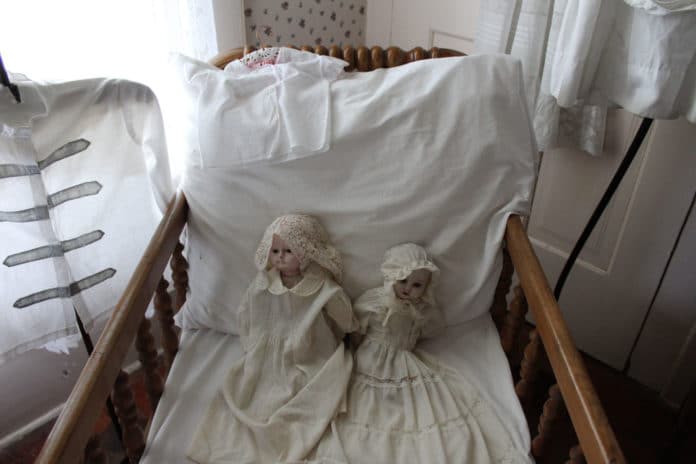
[188,214,358,464]
[309,243,531,464]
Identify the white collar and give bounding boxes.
[258,264,327,296]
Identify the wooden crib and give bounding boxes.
[36,46,625,464]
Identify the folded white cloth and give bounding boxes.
[173,48,346,168]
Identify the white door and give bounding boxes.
[528,114,696,370]
[365,0,696,379]
[366,0,480,54]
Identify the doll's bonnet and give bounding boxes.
[381,243,440,306]
[254,214,343,283]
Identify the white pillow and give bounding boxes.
[174,52,538,333]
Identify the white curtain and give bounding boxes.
[0,0,243,362]
[476,0,696,156]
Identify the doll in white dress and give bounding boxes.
[188,214,358,464]
[311,243,532,464]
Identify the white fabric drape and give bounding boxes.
[0,78,172,363]
[476,0,696,156]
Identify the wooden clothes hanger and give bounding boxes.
[0,52,21,103]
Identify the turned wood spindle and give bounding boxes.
[314,45,328,56]
[111,371,145,463]
[329,44,342,59]
[515,329,543,402]
[83,434,108,464]
[356,46,370,72]
[371,46,384,69]
[155,277,179,371]
[532,384,565,459]
[501,285,529,355]
[135,315,164,411]
[171,241,189,311]
[565,444,587,464]
[408,46,426,63]
[342,46,356,71]
[386,46,404,68]
[492,247,514,328]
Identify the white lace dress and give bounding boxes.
[311,288,532,464]
[188,265,357,464]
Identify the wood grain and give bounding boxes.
[209,46,464,71]
[506,215,625,464]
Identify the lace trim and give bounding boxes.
[353,370,443,387]
[240,47,281,69]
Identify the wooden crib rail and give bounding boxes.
[36,192,188,464]
[505,216,625,464]
[209,45,464,71]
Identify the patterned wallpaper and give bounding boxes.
[244,0,366,48]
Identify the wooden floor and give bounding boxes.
[1,354,693,463]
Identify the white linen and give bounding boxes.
[142,315,531,463]
[476,0,696,156]
[0,78,171,362]
[173,49,345,168]
[174,53,538,333]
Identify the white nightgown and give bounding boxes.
[188,264,357,464]
[310,288,533,464]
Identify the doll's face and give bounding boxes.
[270,235,301,276]
[393,269,431,302]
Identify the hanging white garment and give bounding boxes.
[566,1,696,123]
[0,76,171,362]
[475,0,609,156]
[624,0,696,14]
[476,0,696,156]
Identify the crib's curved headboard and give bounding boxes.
[209,45,464,71]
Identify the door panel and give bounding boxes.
[529,115,696,369]
[366,0,479,53]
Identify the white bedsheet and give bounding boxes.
[141,314,531,463]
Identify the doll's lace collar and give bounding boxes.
[258,264,327,296]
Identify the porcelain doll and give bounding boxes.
[310,243,532,464]
[188,214,358,464]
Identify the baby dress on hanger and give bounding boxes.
[311,244,532,464]
[188,214,357,464]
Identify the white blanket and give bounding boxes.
[142,314,531,463]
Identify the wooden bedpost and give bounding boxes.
[515,329,543,403]
[532,384,565,459]
[501,285,528,354]
[135,315,163,411]
[154,277,178,371]
[111,371,145,463]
